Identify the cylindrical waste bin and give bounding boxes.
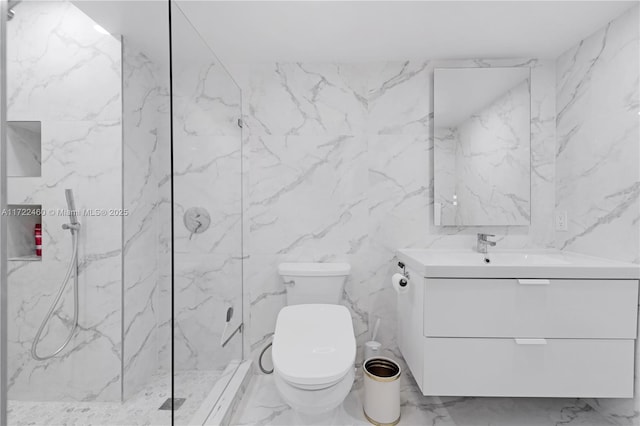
[363,357,401,425]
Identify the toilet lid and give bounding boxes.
[272,304,356,387]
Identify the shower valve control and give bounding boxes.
[184,207,211,239]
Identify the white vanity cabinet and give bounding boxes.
[396,249,640,398]
[424,278,638,339]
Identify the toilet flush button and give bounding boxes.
[313,347,336,354]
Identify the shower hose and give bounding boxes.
[31,225,80,361]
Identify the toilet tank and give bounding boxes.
[278,262,351,306]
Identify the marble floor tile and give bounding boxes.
[174,370,225,425]
[8,369,224,426]
[230,371,614,426]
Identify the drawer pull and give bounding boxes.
[517,279,550,285]
[515,338,547,345]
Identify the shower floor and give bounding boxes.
[8,369,224,426]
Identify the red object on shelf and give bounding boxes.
[35,224,42,257]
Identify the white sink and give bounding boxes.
[396,249,639,279]
[484,252,570,266]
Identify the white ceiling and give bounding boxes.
[176,0,639,64]
[72,1,170,67]
[72,0,638,69]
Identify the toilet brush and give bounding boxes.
[371,317,381,341]
[365,318,382,360]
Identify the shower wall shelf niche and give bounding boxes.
[8,121,42,178]
[7,204,42,261]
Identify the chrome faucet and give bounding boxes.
[477,233,496,254]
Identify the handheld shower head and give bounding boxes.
[65,189,78,225]
[7,0,22,20]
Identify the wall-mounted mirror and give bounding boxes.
[434,67,531,226]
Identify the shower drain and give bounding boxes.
[159,398,186,410]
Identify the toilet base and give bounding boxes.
[274,367,355,416]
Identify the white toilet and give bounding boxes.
[272,262,356,416]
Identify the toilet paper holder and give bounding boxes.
[397,261,410,279]
[396,262,410,285]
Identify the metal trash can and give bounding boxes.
[363,357,401,425]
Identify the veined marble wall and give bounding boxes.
[555,6,640,424]
[6,1,123,401]
[156,129,172,376]
[436,80,531,226]
[241,58,556,364]
[170,6,243,373]
[556,7,639,264]
[5,0,173,403]
[122,42,171,399]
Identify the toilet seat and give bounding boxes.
[273,304,356,388]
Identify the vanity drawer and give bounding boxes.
[422,337,634,397]
[424,278,638,338]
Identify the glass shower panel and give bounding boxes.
[4,1,172,424]
[170,2,243,424]
[6,0,124,405]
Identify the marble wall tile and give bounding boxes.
[172,131,242,256]
[173,253,242,371]
[556,6,640,264]
[368,134,431,251]
[7,120,123,402]
[6,0,123,402]
[7,258,122,402]
[555,6,640,424]
[366,133,433,355]
[367,61,432,135]
[241,57,557,371]
[7,1,121,122]
[528,60,558,249]
[242,63,372,364]
[171,9,242,260]
[156,113,173,376]
[247,134,368,257]
[246,63,367,137]
[244,254,284,360]
[122,43,171,400]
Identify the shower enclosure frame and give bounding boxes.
[0,0,9,425]
[0,0,8,424]
[168,1,246,422]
